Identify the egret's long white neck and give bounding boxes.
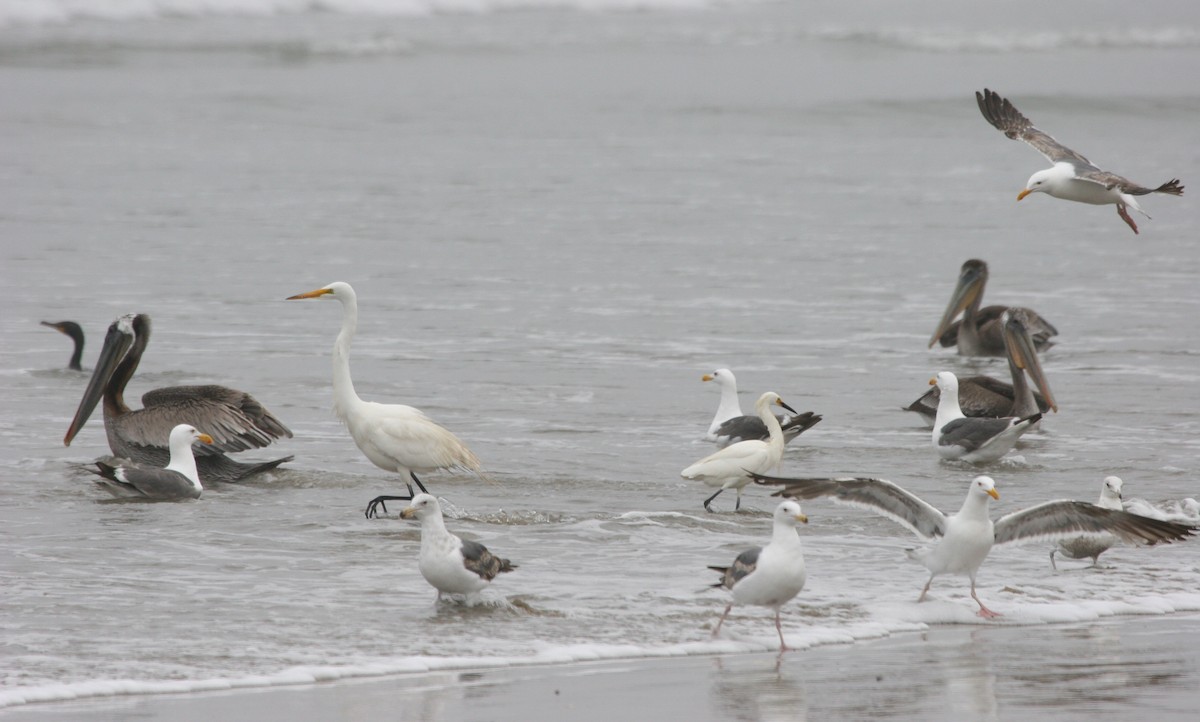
[331,289,364,421]
[757,397,786,453]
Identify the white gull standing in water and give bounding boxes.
[752,473,1194,618]
[709,500,808,651]
[401,494,517,601]
[701,369,821,447]
[1051,476,1127,569]
[976,88,1183,234]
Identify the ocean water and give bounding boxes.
[2,0,1199,714]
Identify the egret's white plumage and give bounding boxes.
[1051,476,1125,569]
[682,391,797,512]
[753,473,1195,618]
[701,369,821,447]
[87,424,213,500]
[931,371,1040,464]
[287,282,482,518]
[401,494,516,601]
[709,500,808,651]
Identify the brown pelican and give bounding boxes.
[751,473,1194,618]
[929,259,1057,357]
[682,391,797,512]
[1051,476,1127,569]
[907,309,1057,427]
[702,369,822,447]
[86,424,213,500]
[930,372,1041,464]
[401,494,517,601]
[709,500,808,651]
[286,282,484,519]
[977,88,1183,235]
[63,314,293,483]
[41,320,85,371]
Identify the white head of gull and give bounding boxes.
[709,500,808,651]
[87,424,213,500]
[401,494,517,601]
[751,473,1194,618]
[931,371,1041,464]
[287,282,484,519]
[682,391,797,512]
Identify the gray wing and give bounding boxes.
[713,411,821,446]
[89,460,200,500]
[976,88,1097,170]
[460,539,517,582]
[994,500,1195,546]
[937,417,1017,452]
[751,474,948,539]
[129,385,292,457]
[709,547,761,590]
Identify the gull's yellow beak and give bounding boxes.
[929,377,937,386]
[197,433,214,445]
[286,287,334,300]
[701,374,715,382]
[795,514,808,524]
[1017,189,1033,201]
[400,507,417,519]
[987,488,1000,500]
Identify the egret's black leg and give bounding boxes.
[703,488,724,513]
[411,473,429,495]
[365,494,414,519]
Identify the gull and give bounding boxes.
[977,88,1183,234]
[931,371,1041,464]
[701,369,821,447]
[709,500,808,651]
[1051,476,1126,569]
[85,424,214,500]
[401,494,516,601]
[752,473,1194,618]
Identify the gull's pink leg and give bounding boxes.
[971,580,1002,619]
[917,576,933,603]
[775,610,790,652]
[712,604,733,638]
[1117,205,1140,234]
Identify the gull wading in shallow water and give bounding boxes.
[682,391,798,512]
[929,259,1057,358]
[709,500,808,651]
[402,494,516,601]
[976,88,1183,234]
[908,309,1057,428]
[287,282,484,518]
[1051,476,1128,569]
[63,314,293,483]
[40,320,86,371]
[752,474,1195,618]
[85,423,213,500]
[701,368,821,448]
[930,371,1042,464]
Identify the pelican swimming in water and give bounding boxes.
[977,88,1183,235]
[702,369,822,447]
[682,391,797,512]
[41,320,85,371]
[907,309,1057,428]
[286,282,484,519]
[63,314,293,483]
[752,473,1194,618]
[930,371,1041,464]
[709,500,808,651]
[86,424,213,500]
[929,259,1058,357]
